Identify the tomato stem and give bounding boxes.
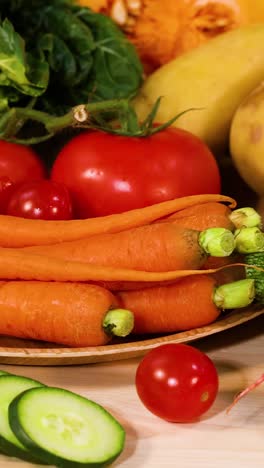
[1,97,201,145]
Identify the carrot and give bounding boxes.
[204,225,264,285]
[0,245,243,289]
[20,223,233,272]
[0,194,235,247]
[0,281,134,347]
[157,202,235,231]
[117,276,255,334]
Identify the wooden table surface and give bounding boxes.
[0,314,263,468]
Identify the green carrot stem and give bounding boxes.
[199,228,235,257]
[234,227,264,254]
[103,308,134,337]
[213,279,255,309]
[229,207,262,229]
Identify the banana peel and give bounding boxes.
[133,24,264,153]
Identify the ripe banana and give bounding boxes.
[230,81,264,196]
[133,24,264,153]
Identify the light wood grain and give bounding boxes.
[0,314,263,467]
[0,307,262,366]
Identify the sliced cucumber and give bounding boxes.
[0,375,45,464]
[0,371,11,376]
[9,386,125,468]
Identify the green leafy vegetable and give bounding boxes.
[0,19,48,98]
[0,0,144,141]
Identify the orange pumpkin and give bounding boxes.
[77,0,263,72]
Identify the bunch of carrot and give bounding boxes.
[0,193,260,348]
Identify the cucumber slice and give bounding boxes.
[0,371,11,376]
[0,375,45,464]
[9,386,125,468]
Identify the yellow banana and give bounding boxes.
[133,24,264,153]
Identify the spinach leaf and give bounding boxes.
[0,19,48,96]
[74,7,143,101]
[0,0,144,140]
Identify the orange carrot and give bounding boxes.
[117,276,221,333]
[0,194,235,247]
[117,275,255,334]
[0,281,133,347]
[0,246,236,289]
[157,202,234,231]
[21,223,219,272]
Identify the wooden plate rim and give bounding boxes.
[0,307,262,360]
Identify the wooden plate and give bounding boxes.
[0,306,262,366]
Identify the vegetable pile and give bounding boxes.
[0,0,263,436]
[0,194,261,348]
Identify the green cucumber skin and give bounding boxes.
[0,371,15,456]
[9,387,125,468]
[245,253,264,303]
[0,433,47,465]
[0,376,46,465]
[0,371,10,376]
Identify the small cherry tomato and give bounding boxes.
[135,343,219,423]
[7,180,73,220]
[0,140,45,184]
[0,141,46,213]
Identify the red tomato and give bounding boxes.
[51,128,221,218]
[0,140,45,183]
[0,140,46,213]
[135,344,219,423]
[7,180,73,220]
[0,176,15,214]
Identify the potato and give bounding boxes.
[230,81,264,196]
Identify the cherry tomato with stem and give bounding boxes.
[7,180,73,220]
[135,343,219,423]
